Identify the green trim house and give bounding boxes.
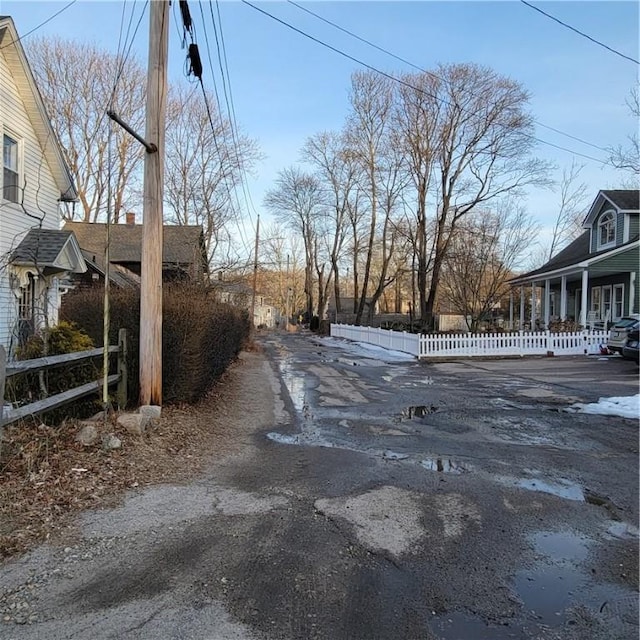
[510,190,639,329]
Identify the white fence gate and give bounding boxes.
[330,324,609,359]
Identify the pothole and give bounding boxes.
[401,405,438,419]
[421,457,472,474]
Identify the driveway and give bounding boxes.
[0,332,638,640]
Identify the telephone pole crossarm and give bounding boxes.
[106,110,157,154]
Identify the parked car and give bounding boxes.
[607,315,640,354]
[621,329,639,363]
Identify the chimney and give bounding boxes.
[126,212,136,225]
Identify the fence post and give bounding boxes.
[117,328,128,409]
[0,345,6,430]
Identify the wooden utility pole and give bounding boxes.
[250,215,260,327]
[140,0,169,405]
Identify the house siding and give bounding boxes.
[0,40,62,350]
[629,214,639,241]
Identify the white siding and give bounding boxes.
[0,43,63,351]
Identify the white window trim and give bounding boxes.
[613,284,624,320]
[602,285,612,322]
[2,129,23,205]
[590,286,601,315]
[597,210,617,250]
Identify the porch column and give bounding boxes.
[580,269,588,328]
[530,283,536,330]
[519,286,525,330]
[544,279,550,328]
[509,290,514,330]
[630,272,636,315]
[560,275,567,321]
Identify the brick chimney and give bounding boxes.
[125,211,136,225]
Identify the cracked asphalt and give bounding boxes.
[0,331,638,640]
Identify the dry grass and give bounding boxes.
[0,359,246,560]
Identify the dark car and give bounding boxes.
[622,329,639,363]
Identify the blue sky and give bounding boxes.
[3,0,639,249]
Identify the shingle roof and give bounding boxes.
[80,250,141,288]
[601,190,640,211]
[11,229,74,265]
[64,222,204,266]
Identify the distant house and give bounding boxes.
[511,190,639,329]
[0,17,86,352]
[64,214,208,287]
[212,279,278,328]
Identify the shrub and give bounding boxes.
[61,283,250,405]
[6,322,101,422]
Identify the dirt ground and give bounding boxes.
[0,351,259,560]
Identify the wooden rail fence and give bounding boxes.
[0,328,127,428]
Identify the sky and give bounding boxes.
[2,0,639,257]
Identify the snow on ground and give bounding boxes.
[569,394,640,420]
[317,337,416,363]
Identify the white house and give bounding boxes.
[0,16,85,353]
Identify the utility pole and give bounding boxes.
[285,252,290,329]
[140,0,169,405]
[250,215,260,328]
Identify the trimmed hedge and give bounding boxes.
[60,284,250,405]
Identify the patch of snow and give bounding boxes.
[569,394,639,420]
[319,337,416,363]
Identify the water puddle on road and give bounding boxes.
[280,360,308,417]
[513,529,637,630]
[420,457,472,474]
[498,475,585,501]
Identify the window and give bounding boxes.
[3,134,19,203]
[602,285,612,322]
[613,284,624,320]
[590,286,601,316]
[598,211,616,248]
[18,274,36,322]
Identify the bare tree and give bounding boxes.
[164,85,260,270]
[264,168,325,322]
[303,131,357,316]
[608,88,640,181]
[26,37,146,222]
[396,64,550,327]
[345,71,401,324]
[442,202,538,332]
[545,160,588,261]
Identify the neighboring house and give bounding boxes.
[64,214,208,286]
[510,190,639,329]
[0,16,85,352]
[212,279,278,328]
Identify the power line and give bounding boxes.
[210,0,261,227]
[0,0,78,50]
[286,0,609,155]
[242,0,610,166]
[520,0,639,66]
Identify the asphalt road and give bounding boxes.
[1,332,638,640]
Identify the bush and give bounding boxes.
[61,283,250,405]
[6,322,101,422]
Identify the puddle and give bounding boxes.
[421,457,471,474]
[499,475,584,501]
[382,450,410,461]
[266,432,303,445]
[402,405,438,419]
[430,611,518,639]
[280,361,308,416]
[604,521,640,540]
[514,529,637,629]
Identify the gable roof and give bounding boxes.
[63,221,206,266]
[10,228,86,272]
[0,17,76,201]
[583,189,639,227]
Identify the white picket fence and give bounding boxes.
[330,324,609,359]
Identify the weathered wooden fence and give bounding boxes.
[330,324,609,359]
[0,328,127,428]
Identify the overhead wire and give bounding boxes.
[178,1,253,259]
[520,0,639,66]
[242,0,611,166]
[209,0,261,229]
[0,0,78,50]
[286,0,610,155]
